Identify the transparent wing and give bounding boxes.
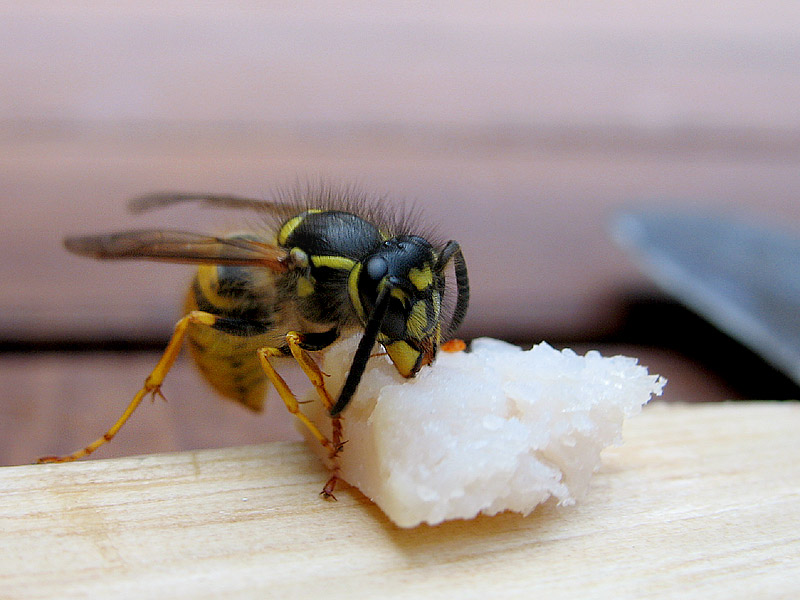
[64,229,291,272]
[127,192,295,218]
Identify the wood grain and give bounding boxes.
[1,402,798,600]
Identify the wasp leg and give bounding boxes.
[258,332,343,499]
[38,310,218,463]
[285,332,345,499]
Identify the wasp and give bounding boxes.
[42,187,469,496]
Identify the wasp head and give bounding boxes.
[333,235,468,416]
[354,235,444,378]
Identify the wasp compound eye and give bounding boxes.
[365,255,388,281]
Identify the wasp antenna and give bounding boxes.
[329,282,393,416]
[435,241,469,337]
[434,240,459,273]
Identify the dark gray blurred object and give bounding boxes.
[613,209,800,386]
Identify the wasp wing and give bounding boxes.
[128,192,296,218]
[64,230,291,272]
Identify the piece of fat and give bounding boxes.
[301,336,666,528]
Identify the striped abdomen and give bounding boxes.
[184,263,279,411]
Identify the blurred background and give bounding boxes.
[2,2,799,465]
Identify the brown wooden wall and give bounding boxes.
[2,4,798,464]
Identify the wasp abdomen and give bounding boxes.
[184,264,278,411]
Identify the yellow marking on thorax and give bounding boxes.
[277,209,323,246]
[296,276,315,297]
[348,263,365,321]
[409,264,433,290]
[310,255,356,271]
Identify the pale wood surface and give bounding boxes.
[2,402,798,600]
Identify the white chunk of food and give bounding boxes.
[301,337,665,528]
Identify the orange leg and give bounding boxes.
[258,332,343,499]
[38,311,217,463]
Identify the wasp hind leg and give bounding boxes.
[38,310,219,464]
[258,331,343,500]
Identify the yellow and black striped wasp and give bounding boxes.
[41,187,469,496]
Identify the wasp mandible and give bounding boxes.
[42,187,469,495]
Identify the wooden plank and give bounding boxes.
[3,4,799,129]
[1,402,798,599]
[4,122,800,343]
[3,4,800,344]
[0,352,304,468]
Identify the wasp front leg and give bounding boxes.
[38,310,218,463]
[258,332,344,499]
